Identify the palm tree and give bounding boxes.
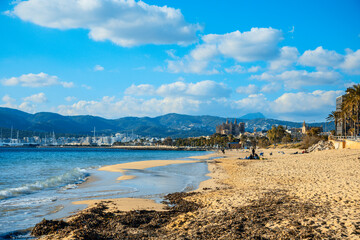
[327,111,340,135]
[333,84,360,137]
[345,84,360,135]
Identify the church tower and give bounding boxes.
[302,121,307,134]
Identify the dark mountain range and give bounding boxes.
[0,107,333,138]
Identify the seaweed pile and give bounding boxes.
[31,192,201,240]
[31,191,342,240]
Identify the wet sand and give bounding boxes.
[98,159,200,180]
[73,198,166,212]
[69,159,201,212]
[33,148,360,239]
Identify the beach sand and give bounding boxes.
[98,159,200,180]
[32,148,360,239]
[73,198,166,212]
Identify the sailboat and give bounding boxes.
[9,128,23,147]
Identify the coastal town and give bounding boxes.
[1,0,359,239]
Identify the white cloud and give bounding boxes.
[225,65,246,74]
[125,80,231,99]
[272,90,343,118]
[340,49,360,74]
[260,83,281,93]
[269,46,299,71]
[65,96,77,102]
[23,92,48,103]
[81,84,92,90]
[248,66,261,73]
[1,94,36,113]
[166,49,179,59]
[225,65,261,74]
[204,27,283,62]
[232,90,344,121]
[18,102,36,113]
[234,94,269,112]
[125,84,155,96]
[94,65,104,71]
[236,84,259,95]
[289,26,295,34]
[61,81,74,88]
[298,46,344,70]
[2,95,16,104]
[167,55,219,74]
[55,87,344,121]
[2,72,73,88]
[10,0,200,47]
[58,96,201,118]
[167,27,283,74]
[252,70,342,89]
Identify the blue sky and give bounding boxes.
[0,0,359,121]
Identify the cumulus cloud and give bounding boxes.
[2,72,73,88]
[269,46,299,71]
[81,84,92,90]
[298,46,344,70]
[1,95,16,108]
[94,65,104,71]
[58,96,201,118]
[65,96,77,102]
[205,28,283,62]
[252,70,342,89]
[167,55,219,74]
[236,84,259,95]
[9,0,200,47]
[1,94,36,113]
[125,84,156,96]
[23,92,48,103]
[260,83,282,93]
[18,102,36,113]
[248,66,261,73]
[271,90,343,119]
[54,87,343,121]
[125,80,231,99]
[225,65,261,74]
[231,90,343,121]
[340,49,360,74]
[167,28,283,74]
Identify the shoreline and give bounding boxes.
[32,148,360,239]
[0,145,212,151]
[70,158,209,210]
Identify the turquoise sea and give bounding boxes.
[0,147,209,239]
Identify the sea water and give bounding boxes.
[0,147,209,238]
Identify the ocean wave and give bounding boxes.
[0,168,89,200]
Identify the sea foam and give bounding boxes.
[0,167,89,200]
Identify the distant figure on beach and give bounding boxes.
[252,147,255,156]
[221,148,225,154]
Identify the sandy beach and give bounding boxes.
[32,148,360,239]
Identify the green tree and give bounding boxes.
[267,125,287,145]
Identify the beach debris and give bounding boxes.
[31,192,201,239]
[307,140,335,152]
[31,190,344,239]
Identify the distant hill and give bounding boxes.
[0,107,333,138]
[240,112,265,120]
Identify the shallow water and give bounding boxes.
[0,147,209,238]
